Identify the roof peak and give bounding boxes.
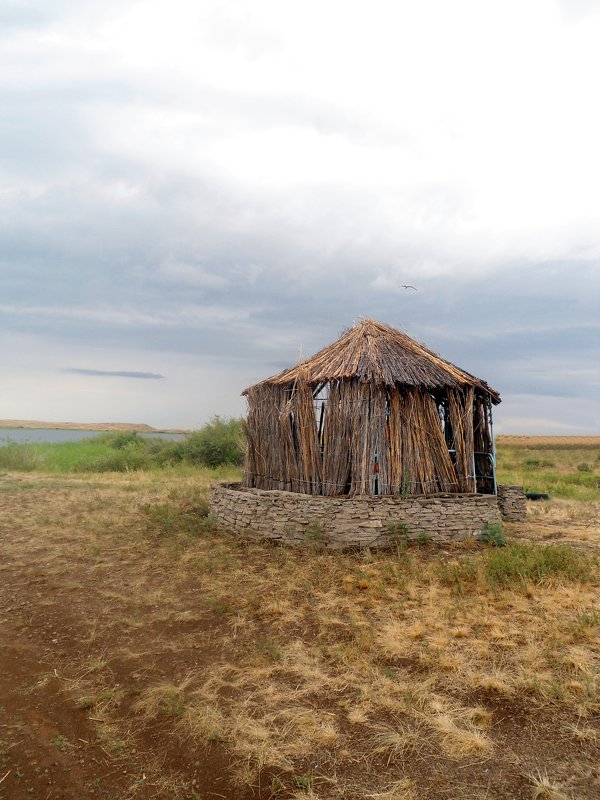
[244,319,500,402]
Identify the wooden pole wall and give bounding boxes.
[244,380,487,496]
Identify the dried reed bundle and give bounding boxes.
[349,382,371,496]
[388,390,404,494]
[321,381,352,495]
[292,372,322,494]
[448,388,475,492]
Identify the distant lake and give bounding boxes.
[0,428,187,445]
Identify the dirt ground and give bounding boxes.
[1,472,599,800]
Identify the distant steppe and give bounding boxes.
[2,424,597,445]
[0,419,189,434]
[497,435,600,448]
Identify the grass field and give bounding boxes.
[0,437,599,799]
[496,436,600,502]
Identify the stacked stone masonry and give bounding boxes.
[209,483,523,549]
[496,484,527,522]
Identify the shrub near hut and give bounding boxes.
[179,417,244,467]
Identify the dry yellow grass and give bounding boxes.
[0,468,599,799]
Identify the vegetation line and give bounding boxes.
[0,417,244,473]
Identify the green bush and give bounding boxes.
[577,462,592,472]
[98,431,141,449]
[180,417,244,468]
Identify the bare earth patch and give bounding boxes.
[1,471,599,799]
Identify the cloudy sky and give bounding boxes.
[1,0,599,432]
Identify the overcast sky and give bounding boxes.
[1,0,599,432]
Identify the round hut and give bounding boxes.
[242,319,500,497]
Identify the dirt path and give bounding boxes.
[0,475,263,800]
[0,625,149,800]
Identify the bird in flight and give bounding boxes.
[400,284,418,291]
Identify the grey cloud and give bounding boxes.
[0,2,68,32]
[0,0,129,35]
[1,2,599,433]
[64,368,165,379]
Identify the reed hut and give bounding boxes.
[242,319,500,497]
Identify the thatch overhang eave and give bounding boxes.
[241,319,501,403]
[243,374,501,403]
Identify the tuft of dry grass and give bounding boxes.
[528,769,576,800]
[367,777,417,800]
[369,723,422,765]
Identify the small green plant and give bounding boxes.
[577,609,600,627]
[107,738,124,757]
[270,776,286,795]
[485,543,592,586]
[293,774,313,790]
[361,547,374,563]
[569,609,600,639]
[576,462,591,472]
[305,519,326,552]
[399,473,411,499]
[386,520,410,556]
[415,530,430,546]
[387,521,410,536]
[305,520,325,540]
[52,734,67,751]
[164,691,185,719]
[204,596,231,615]
[479,521,506,547]
[256,636,282,661]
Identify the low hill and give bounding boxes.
[0,419,189,434]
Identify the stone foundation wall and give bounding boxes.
[497,484,527,522]
[210,483,502,549]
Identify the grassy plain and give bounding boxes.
[0,437,599,799]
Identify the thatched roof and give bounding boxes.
[245,319,500,403]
